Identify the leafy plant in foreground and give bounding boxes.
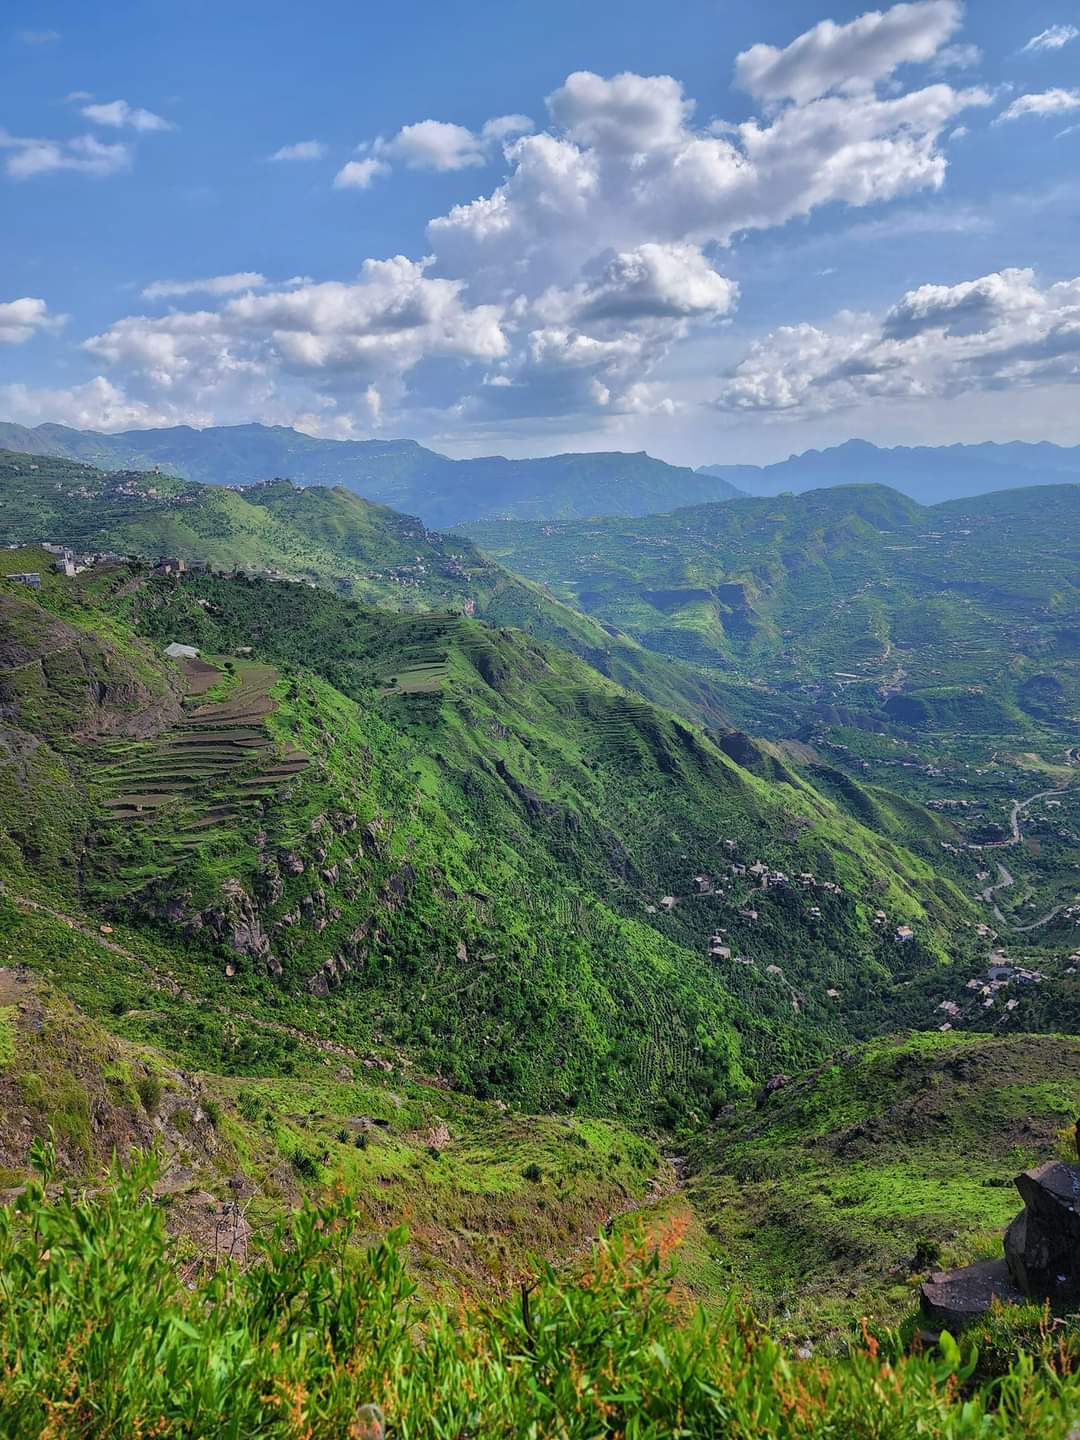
[2,1145,1080,1437]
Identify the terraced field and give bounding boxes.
[374,613,459,695]
[97,657,307,876]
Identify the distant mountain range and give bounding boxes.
[0,420,744,527]
[698,437,1080,505]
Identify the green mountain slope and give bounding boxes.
[0,557,982,1124]
[462,481,1080,958]
[0,449,735,729]
[460,481,1080,730]
[0,421,744,524]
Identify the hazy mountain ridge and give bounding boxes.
[698,437,1080,504]
[0,420,744,525]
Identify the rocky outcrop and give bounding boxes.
[921,1151,1080,1329]
[306,923,370,997]
[278,848,305,876]
[1004,1161,1080,1302]
[216,879,273,966]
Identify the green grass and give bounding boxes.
[687,1031,1080,1335]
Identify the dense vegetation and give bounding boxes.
[2,453,1079,1434]
[461,483,1080,722]
[0,450,736,730]
[0,422,744,524]
[4,1145,1080,1439]
[1,552,982,1124]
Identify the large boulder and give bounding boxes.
[1004,1161,1080,1301]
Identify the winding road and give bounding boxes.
[980,777,1075,933]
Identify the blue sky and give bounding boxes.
[2,0,1080,463]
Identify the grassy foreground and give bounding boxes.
[2,1147,1078,1439]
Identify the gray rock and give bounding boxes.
[1005,1161,1080,1301]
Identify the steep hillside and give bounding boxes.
[699,437,1080,504]
[0,938,662,1295]
[0,451,735,729]
[0,558,982,1125]
[462,483,1080,950]
[0,421,744,524]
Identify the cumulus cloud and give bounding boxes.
[79,259,507,428]
[996,89,1080,122]
[715,267,1080,414]
[0,376,187,430]
[333,156,390,189]
[430,46,989,297]
[0,297,65,344]
[17,2,1006,438]
[142,273,267,300]
[269,139,326,161]
[0,130,131,179]
[538,242,738,324]
[339,113,533,186]
[733,0,962,104]
[1021,24,1079,54]
[80,99,174,132]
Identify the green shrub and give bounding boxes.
[135,1073,163,1116]
[3,1146,1080,1438]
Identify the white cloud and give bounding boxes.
[1021,24,1079,54]
[343,113,534,183]
[0,297,65,344]
[383,119,489,170]
[733,0,962,105]
[269,139,326,161]
[80,99,174,132]
[931,42,981,72]
[0,129,131,179]
[430,75,989,299]
[79,259,508,429]
[0,376,188,430]
[547,72,691,150]
[997,89,1080,122]
[715,267,1080,414]
[18,28,60,44]
[16,4,1008,441]
[142,273,266,300]
[480,113,534,142]
[537,242,738,324]
[333,156,390,189]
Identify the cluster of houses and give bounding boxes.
[41,542,130,576]
[937,957,1048,1030]
[5,545,216,592]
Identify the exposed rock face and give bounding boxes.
[755,1073,790,1108]
[1005,1161,1080,1302]
[217,879,272,966]
[278,848,305,876]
